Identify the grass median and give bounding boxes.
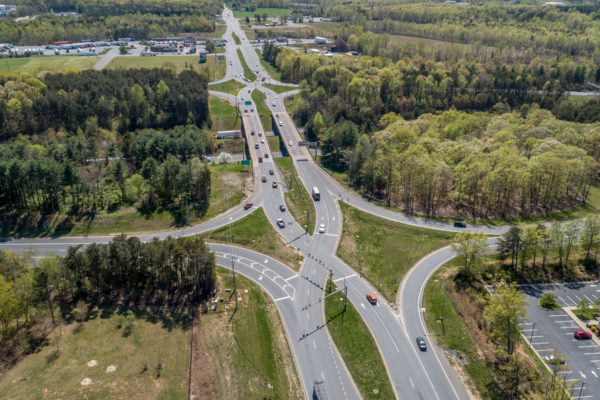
[324,282,396,400]
[232,32,241,45]
[195,267,303,399]
[237,49,257,82]
[275,157,316,235]
[204,207,303,270]
[210,95,240,131]
[337,202,456,302]
[255,49,282,81]
[263,82,295,94]
[208,79,245,95]
[251,89,272,130]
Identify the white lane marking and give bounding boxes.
[313,340,316,350]
[307,313,310,321]
[284,275,298,282]
[322,371,325,380]
[580,371,587,378]
[334,274,356,283]
[307,289,310,295]
[258,275,263,280]
[409,377,414,388]
[584,352,600,355]
[532,342,549,345]
[312,269,316,275]
[360,303,366,310]
[274,296,289,302]
[592,370,598,378]
[578,345,598,348]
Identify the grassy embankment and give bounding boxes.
[194,267,303,399]
[210,95,240,131]
[204,207,303,270]
[337,202,456,302]
[231,31,241,45]
[263,82,296,94]
[0,163,249,237]
[255,49,281,81]
[251,89,272,130]
[274,157,316,235]
[324,282,396,400]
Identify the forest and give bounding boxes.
[318,108,598,218]
[0,69,214,216]
[1,0,221,44]
[0,235,216,372]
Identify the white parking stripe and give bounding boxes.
[566,296,577,305]
[578,345,597,348]
[532,342,549,345]
[584,352,600,355]
[555,320,576,323]
[550,314,566,317]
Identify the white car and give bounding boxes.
[279,121,283,126]
[288,140,293,146]
[319,224,325,234]
[261,139,265,143]
[272,102,276,106]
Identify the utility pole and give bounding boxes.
[232,257,238,312]
[440,283,446,335]
[343,284,347,312]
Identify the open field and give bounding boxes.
[251,89,272,130]
[210,95,240,131]
[0,163,248,237]
[337,202,455,302]
[237,49,257,81]
[213,137,246,155]
[274,157,316,235]
[233,8,291,18]
[194,267,303,400]
[0,56,98,73]
[267,136,280,153]
[107,55,226,79]
[325,282,395,400]
[0,307,190,399]
[204,207,304,270]
[209,79,245,95]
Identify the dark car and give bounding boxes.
[279,204,285,212]
[243,202,253,210]
[258,156,263,163]
[416,336,427,351]
[269,169,274,175]
[261,175,267,182]
[453,221,467,228]
[264,153,269,158]
[255,143,259,149]
[251,130,255,135]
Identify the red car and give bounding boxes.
[243,202,253,210]
[366,293,377,305]
[574,330,593,340]
[258,156,263,163]
[272,181,278,188]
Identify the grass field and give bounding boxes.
[251,89,272,130]
[204,207,304,270]
[196,267,303,399]
[0,56,98,73]
[263,82,295,94]
[210,95,240,131]
[237,49,257,81]
[208,79,246,95]
[325,282,396,400]
[255,49,282,81]
[0,163,248,237]
[233,8,291,18]
[267,136,280,153]
[337,202,455,302]
[0,307,190,399]
[423,265,502,399]
[274,157,316,235]
[107,55,226,80]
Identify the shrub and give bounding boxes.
[539,293,559,310]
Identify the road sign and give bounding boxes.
[241,160,250,165]
[298,141,318,147]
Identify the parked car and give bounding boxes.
[243,202,253,210]
[544,354,565,364]
[276,218,285,228]
[575,330,593,340]
[272,181,278,188]
[279,204,286,212]
[453,221,467,228]
[416,336,427,351]
[366,293,377,305]
[261,175,267,182]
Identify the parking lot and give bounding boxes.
[519,282,600,398]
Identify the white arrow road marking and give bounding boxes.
[580,371,587,378]
[592,370,598,378]
[360,303,366,310]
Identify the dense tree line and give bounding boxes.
[325,3,600,61]
[0,69,215,215]
[0,236,215,370]
[0,69,210,139]
[319,108,598,218]
[0,13,215,46]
